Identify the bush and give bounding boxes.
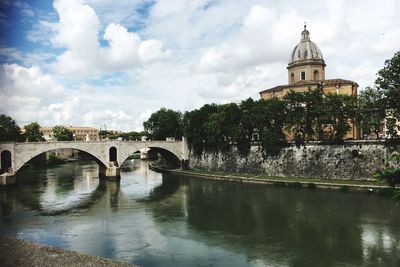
[47,153,65,166]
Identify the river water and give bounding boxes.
[1,159,400,267]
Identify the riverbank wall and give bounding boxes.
[189,141,399,180]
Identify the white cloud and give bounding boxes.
[0,64,67,125]
[194,5,301,78]
[83,110,135,131]
[51,0,169,78]
[138,39,171,63]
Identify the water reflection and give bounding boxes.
[1,160,400,267]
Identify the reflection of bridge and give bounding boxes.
[0,140,189,185]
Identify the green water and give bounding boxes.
[1,159,400,267]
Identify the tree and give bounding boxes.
[53,125,73,141]
[23,122,45,142]
[204,103,241,153]
[283,87,325,145]
[237,98,259,157]
[257,98,287,157]
[183,104,219,157]
[320,94,357,141]
[0,114,23,142]
[143,108,183,140]
[375,50,400,117]
[357,87,386,139]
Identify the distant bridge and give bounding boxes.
[0,139,189,185]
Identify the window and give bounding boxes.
[290,73,295,83]
[301,71,306,80]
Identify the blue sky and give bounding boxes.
[1,0,399,131]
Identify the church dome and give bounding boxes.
[288,25,324,67]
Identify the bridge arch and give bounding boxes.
[119,145,181,168]
[12,143,109,175]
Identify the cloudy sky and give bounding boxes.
[0,0,399,131]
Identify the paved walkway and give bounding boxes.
[0,237,139,267]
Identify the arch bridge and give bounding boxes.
[0,139,189,185]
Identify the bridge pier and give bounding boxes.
[99,162,121,180]
[0,172,16,186]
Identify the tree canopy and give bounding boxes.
[143,108,183,140]
[376,50,400,116]
[23,122,45,142]
[53,125,73,141]
[0,114,23,142]
[357,87,386,139]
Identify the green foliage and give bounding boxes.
[143,108,183,140]
[23,122,45,142]
[284,87,325,145]
[374,152,400,187]
[47,152,65,166]
[53,125,73,141]
[320,93,357,141]
[183,104,219,157]
[385,116,399,139]
[260,128,286,157]
[374,168,400,187]
[357,87,386,139]
[183,98,287,158]
[257,98,287,157]
[0,114,23,142]
[375,50,400,117]
[99,130,147,140]
[237,98,258,157]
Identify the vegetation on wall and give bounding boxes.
[374,152,400,200]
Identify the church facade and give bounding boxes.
[259,25,359,139]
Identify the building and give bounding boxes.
[41,126,99,141]
[259,25,359,139]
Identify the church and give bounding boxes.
[259,25,359,139]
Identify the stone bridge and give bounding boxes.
[0,139,189,184]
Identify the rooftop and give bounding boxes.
[259,78,359,94]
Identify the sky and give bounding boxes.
[0,0,399,131]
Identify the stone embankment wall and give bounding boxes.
[189,141,399,180]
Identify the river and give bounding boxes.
[1,159,400,266]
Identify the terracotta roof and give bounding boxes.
[259,78,358,94]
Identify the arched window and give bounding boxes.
[290,73,295,83]
[1,150,12,173]
[313,70,319,80]
[109,147,117,162]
